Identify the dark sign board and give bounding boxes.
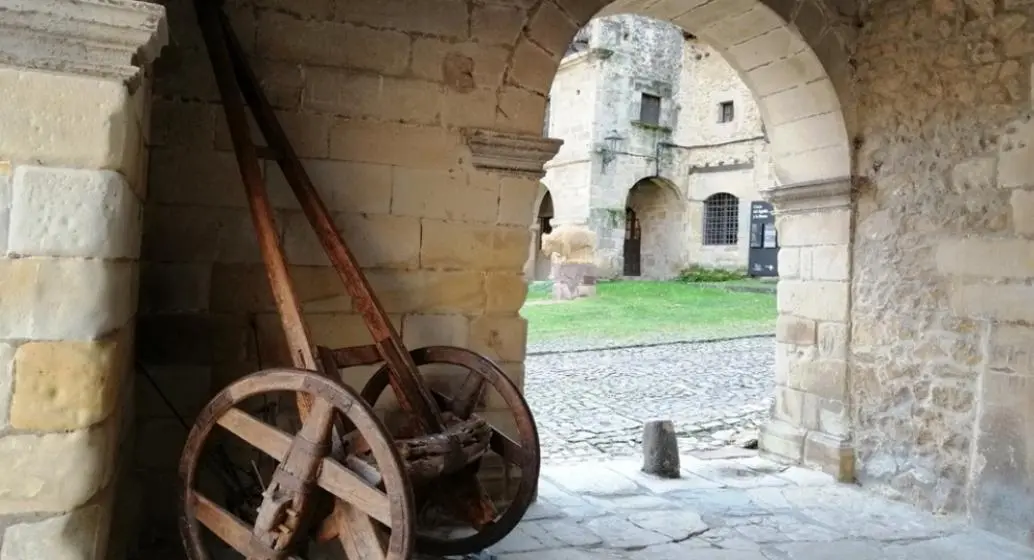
[748,201,778,277]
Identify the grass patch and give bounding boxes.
[523,280,777,344]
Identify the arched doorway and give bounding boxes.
[623,177,687,279]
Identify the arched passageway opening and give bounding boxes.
[624,177,687,279]
[533,190,555,280]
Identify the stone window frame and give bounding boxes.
[718,100,735,123]
[703,192,740,246]
[639,92,662,125]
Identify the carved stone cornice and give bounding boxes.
[464,129,564,179]
[0,0,168,89]
[760,177,853,212]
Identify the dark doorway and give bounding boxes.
[533,191,554,280]
[624,207,642,276]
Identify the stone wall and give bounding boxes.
[134,0,551,551]
[0,2,166,559]
[850,0,1034,543]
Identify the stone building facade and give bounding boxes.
[528,14,773,280]
[2,0,1034,558]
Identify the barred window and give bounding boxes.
[703,193,739,245]
[718,101,735,123]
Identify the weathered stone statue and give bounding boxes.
[541,225,598,300]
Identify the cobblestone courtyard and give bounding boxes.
[525,336,775,462]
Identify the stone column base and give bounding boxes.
[759,420,855,483]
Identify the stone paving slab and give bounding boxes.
[484,453,1034,560]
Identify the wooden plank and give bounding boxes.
[336,501,387,560]
[191,491,270,559]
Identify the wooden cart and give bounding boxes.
[177,2,541,558]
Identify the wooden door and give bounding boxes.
[623,207,641,276]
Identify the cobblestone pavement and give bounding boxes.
[487,451,1034,560]
[525,336,775,462]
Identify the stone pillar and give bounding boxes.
[758,178,855,482]
[0,2,167,559]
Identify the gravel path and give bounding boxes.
[525,336,776,463]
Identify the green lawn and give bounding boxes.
[522,280,777,345]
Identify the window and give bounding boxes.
[640,93,661,125]
[718,101,735,123]
[703,193,739,245]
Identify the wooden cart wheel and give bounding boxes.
[179,368,415,559]
[360,346,541,557]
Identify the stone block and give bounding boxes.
[773,386,808,427]
[306,313,403,350]
[141,205,263,264]
[282,211,420,269]
[776,209,851,247]
[496,86,549,134]
[0,166,9,255]
[9,166,141,259]
[0,68,135,172]
[470,315,528,363]
[817,322,849,360]
[776,315,816,345]
[304,69,442,126]
[494,226,534,271]
[760,77,839,126]
[778,248,800,278]
[702,4,783,46]
[148,148,247,208]
[366,269,485,314]
[951,283,1034,323]
[391,168,499,223]
[509,39,560,95]
[334,0,469,38]
[773,144,852,186]
[498,176,541,226]
[256,13,409,74]
[486,273,528,313]
[989,324,1034,375]
[805,395,849,438]
[402,314,470,349]
[441,87,502,129]
[1010,189,1034,235]
[0,343,11,428]
[936,238,1034,278]
[528,1,578,57]
[998,143,1034,189]
[137,263,212,314]
[421,220,495,270]
[807,245,850,281]
[149,99,217,148]
[759,419,805,463]
[410,39,511,89]
[747,48,826,98]
[134,365,212,421]
[329,121,460,168]
[0,505,107,560]
[264,158,392,214]
[777,280,849,322]
[0,422,113,513]
[803,431,854,482]
[10,328,131,431]
[472,3,525,46]
[0,258,134,341]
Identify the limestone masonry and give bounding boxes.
[0,0,1032,558]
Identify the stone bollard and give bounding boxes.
[642,420,680,478]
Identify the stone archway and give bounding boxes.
[625,177,687,280]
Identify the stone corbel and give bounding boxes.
[464,129,564,179]
[760,176,853,213]
[0,0,168,90]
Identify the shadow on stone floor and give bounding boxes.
[477,450,1034,560]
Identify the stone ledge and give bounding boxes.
[464,128,564,178]
[760,420,855,483]
[0,0,168,89]
[761,176,853,212]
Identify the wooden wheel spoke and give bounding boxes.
[318,459,393,526]
[336,500,388,560]
[452,372,487,419]
[489,427,525,465]
[217,408,292,461]
[190,491,274,558]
